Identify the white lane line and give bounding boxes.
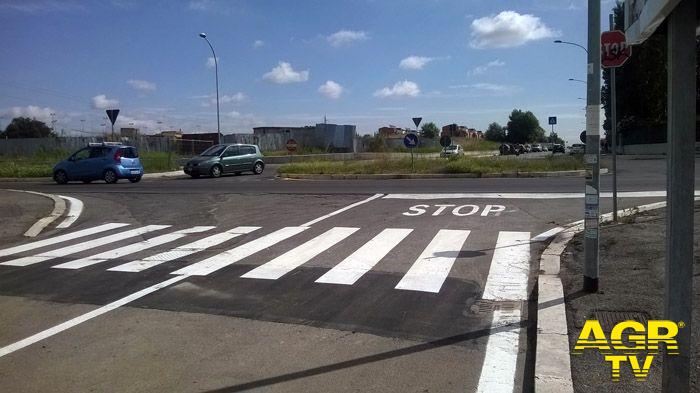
[383,190,700,200]
[171,226,308,276]
[56,196,83,229]
[531,227,564,242]
[18,191,66,237]
[315,228,413,285]
[482,231,531,301]
[300,194,384,226]
[1,225,171,267]
[0,275,188,358]
[0,223,130,258]
[395,229,471,293]
[476,308,521,393]
[52,226,215,270]
[242,227,359,280]
[108,226,261,272]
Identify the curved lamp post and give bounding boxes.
[553,39,589,55]
[199,33,221,145]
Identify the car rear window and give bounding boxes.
[89,147,110,158]
[120,147,139,158]
[240,146,256,155]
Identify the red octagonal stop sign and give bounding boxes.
[601,30,631,68]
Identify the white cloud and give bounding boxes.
[0,1,85,13]
[399,56,435,70]
[318,80,343,99]
[219,92,246,104]
[326,30,369,47]
[253,40,265,49]
[227,111,241,118]
[262,61,310,84]
[2,105,55,122]
[469,59,506,75]
[188,0,212,11]
[470,11,559,49]
[448,83,521,96]
[127,79,156,92]
[91,94,119,109]
[374,80,420,98]
[206,56,219,68]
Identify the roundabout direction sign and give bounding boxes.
[404,133,419,173]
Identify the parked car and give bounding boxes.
[440,144,464,157]
[499,144,512,155]
[184,143,265,178]
[542,145,549,152]
[53,142,143,184]
[552,144,566,154]
[524,144,532,153]
[531,144,542,152]
[569,143,586,154]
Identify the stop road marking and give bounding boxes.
[402,204,507,217]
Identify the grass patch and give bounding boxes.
[278,154,584,175]
[0,150,181,178]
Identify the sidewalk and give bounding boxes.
[559,206,700,392]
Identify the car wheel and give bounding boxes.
[253,162,264,175]
[103,169,118,184]
[129,176,141,183]
[210,165,222,178]
[54,170,68,185]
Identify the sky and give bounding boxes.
[0,0,617,143]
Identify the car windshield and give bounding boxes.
[447,145,458,150]
[200,145,227,156]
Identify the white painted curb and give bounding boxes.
[533,200,681,392]
[3,189,83,237]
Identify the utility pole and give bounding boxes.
[663,0,696,390]
[609,14,618,222]
[583,0,601,293]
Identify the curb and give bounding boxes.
[2,189,67,237]
[0,170,186,183]
[281,168,607,180]
[533,200,674,392]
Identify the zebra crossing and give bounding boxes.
[0,222,532,295]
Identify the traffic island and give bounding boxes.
[557,206,699,392]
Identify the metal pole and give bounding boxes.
[663,0,695,390]
[583,0,601,293]
[202,36,221,145]
[609,14,618,222]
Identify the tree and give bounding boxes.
[484,122,506,141]
[546,131,565,144]
[506,109,541,143]
[420,122,439,139]
[1,117,55,138]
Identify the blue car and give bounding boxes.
[53,143,144,184]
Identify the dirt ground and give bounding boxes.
[560,205,700,393]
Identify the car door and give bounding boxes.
[86,146,110,179]
[220,146,239,173]
[237,146,256,170]
[68,148,92,179]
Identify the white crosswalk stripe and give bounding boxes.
[315,228,413,285]
[481,231,530,301]
[171,226,309,276]
[52,226,216,270]
[0,223,130,258]
[395,229,471,293]
[0,225,171,267]
[108,226,261,272]
[241,227,360,280]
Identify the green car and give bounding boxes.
[184,143,265,178]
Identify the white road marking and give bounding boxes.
[171,226,308,276]
[18,191,66,237]
[56,196,83,228]
[0,275,188,358]
[383,190,700,200]
[531,226,565,242]
[1,225,171,267]
[482,231,531,301]
[395,229,470,293]
[242,227,359,280]
[52,226,215,270]
[108,226,261,272]
[315,228,413,285]
[300,194,384,226]
[476,308,521,393]
[0,223,130,258]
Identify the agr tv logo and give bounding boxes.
[573,319,683,381]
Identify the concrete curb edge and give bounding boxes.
[281,168,608,180]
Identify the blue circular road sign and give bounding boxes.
[403,133,419,148]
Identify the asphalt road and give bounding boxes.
[0,155,692,392]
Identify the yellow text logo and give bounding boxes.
[572,320,682,381]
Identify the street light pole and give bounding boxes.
[199,33,221,145]
[554,39,589,54]
[568,78,587,84]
